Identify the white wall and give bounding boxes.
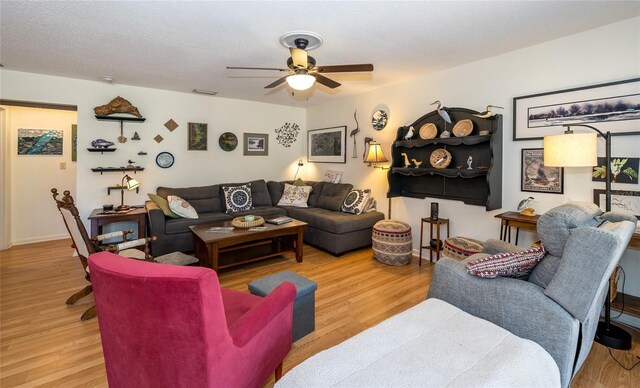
[307,18,640,295]
[0,71,307,237]
[2,106,77,244]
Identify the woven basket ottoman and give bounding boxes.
[372,220,412,266]
[443,236,483,260]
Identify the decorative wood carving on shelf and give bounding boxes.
[387,107,502,210]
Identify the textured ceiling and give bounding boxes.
[1,1,639,107]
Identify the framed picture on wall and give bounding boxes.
[521,148,564,194]
[592,157,639,184]
[17,128,63,155]
[243,133,268,156]
[513,78,640,141]
[307,125,347,163]
[593,189,640,220]
[187,122,207,150]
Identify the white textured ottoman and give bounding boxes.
[276,298,560,387]
[372,220,412,266]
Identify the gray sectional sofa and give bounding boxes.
[145,179,385,256]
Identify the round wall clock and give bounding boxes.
[156,151,175,168]
[219,132,238,151]
[371,110,388,130]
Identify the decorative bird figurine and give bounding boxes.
[401,153,411,168]
[431,100,452,124]
[403,126,415,140]
[474,105,504,118]
[517,197,534,211]
[350,109,360,158]
[411,158,423,168]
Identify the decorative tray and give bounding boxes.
[231,216,265,228]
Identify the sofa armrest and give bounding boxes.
[428,257,578,387]
[482,239,526,254]
[145,200,166,235]
[228,282,297,348]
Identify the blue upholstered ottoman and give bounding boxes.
[248,271,317,342]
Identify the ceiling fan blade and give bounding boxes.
[264,76,288,89]
[227,66,287,71]
[316,64,374,73]
[314,73,341,89]
[290,48,308,68]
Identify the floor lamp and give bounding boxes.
[544,124,631,350]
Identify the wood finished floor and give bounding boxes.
[1,238,639,387]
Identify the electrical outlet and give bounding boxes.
[60,162,66,170]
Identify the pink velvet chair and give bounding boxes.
[88,251,296,388]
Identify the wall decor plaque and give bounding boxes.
[187,122,207,151]
[164,119,179,132]
[275,122,300,148]
[219,132,238,151]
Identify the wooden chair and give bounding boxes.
[51,188,155,320]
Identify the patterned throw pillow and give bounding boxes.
[322,170,343,183]
[466,245,546,279]
[167,195,198,219]
[222,184,253,213]
[147,193,180,218]
[341,189,372,215]
[277,183,312,207]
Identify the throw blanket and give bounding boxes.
[277,298,560,387]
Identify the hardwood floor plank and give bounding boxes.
[1,238,638,387]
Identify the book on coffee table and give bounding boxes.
[266,216,292,225]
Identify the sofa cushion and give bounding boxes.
[466,246,546,279]
[167,195,198,219]
[221,179,271,208]
[268,180,326,207]
[537,201,602,257]
[222,184,253,213]
[278,183,312,207]
[341,188,373,215]
[165,213,233,234]
[147,193,179,218]
[283,206,382,234]
[322,169,343,183]
[316,182,353,211]
[157,185,221,213]
[527,254,561,288]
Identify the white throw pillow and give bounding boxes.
[341,189,373,215]
[167,195,198,219]
[277,183,312,208]
[322,170,343,183]
[222,184,253,213]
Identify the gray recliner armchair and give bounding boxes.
[428,201,636,388]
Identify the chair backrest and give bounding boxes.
[51,188,95,272]
[88,252,232,387]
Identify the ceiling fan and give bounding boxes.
[227,35,374,91]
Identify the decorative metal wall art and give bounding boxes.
[274,122,300,148]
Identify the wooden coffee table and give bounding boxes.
[190,219,307,271]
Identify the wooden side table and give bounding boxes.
[419,218,450,264]
[88,207,147,239]
[494,211,539,245]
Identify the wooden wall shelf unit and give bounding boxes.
[87,148,116,153]
[91,167,144,175]
[95,115,145,141]
[388,108,502,210]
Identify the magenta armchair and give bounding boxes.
[88,252,296,388]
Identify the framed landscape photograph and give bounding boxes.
[187,122,207,150]
[592,157,639,184]
[521,148,564,194]
[243,133,268,156]
[513,78,640,141]
[593,189,640,220]
[307,126,347,163]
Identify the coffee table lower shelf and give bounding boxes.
[190,219,307,271]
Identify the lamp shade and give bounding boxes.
[543,132,597,167]
[124,175,141,190]
[363,142,388,165]
[286,74,315,90]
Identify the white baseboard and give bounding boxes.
[11,234,69,246]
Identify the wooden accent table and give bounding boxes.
[419,218,450,263]
[494,211,540,245]
[190,219,307,271]
[88,207,147,238]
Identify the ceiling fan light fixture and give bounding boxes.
[286,73,315,90]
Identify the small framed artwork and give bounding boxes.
[513,78,640,141]
[18,128,63,155]
[521,148,564,194]
[307,125,347,163]
[593,189,640,220]
[187,122,207,151]
[71,124,78,161]
[243,133,268,156]
[592,157,639,184]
